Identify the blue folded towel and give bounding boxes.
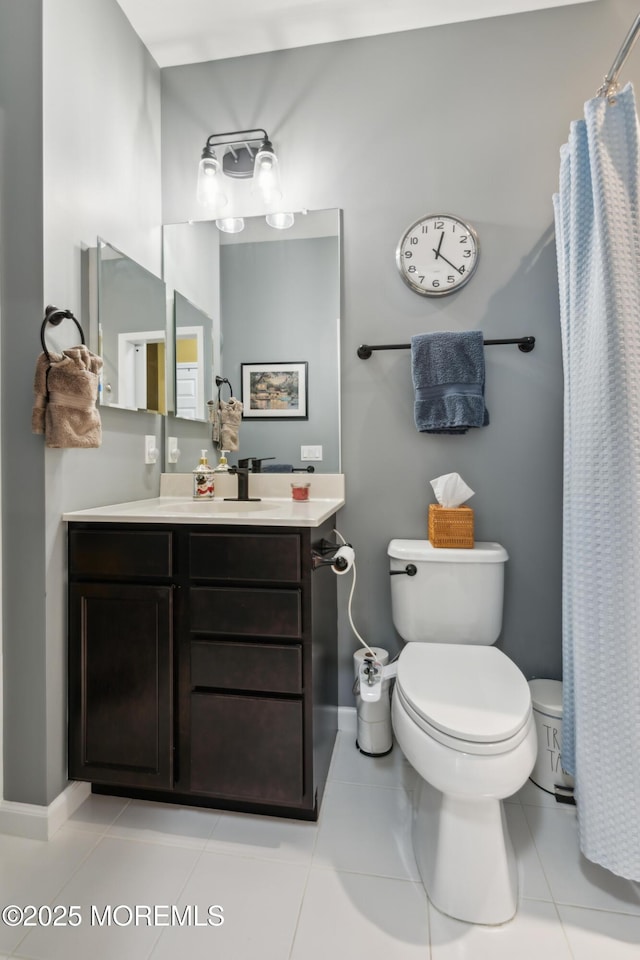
[411,331,489,434]
[262,463,294,473]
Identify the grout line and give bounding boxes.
[550,899,579,960]
[146,839,211,960]
[286,861,314,959]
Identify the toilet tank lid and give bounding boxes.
[387,540,508,563]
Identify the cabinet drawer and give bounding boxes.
[191,639,302,694]
[190,692,303,803]
[189,532,300,583]
[69,529,173,578]
[190,586,302,638]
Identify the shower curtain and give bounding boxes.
[554,82,640,880]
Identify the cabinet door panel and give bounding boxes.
[190,586,302,638]
[68,583,172,788]
[189,533,300,582]
[190,693,303,804]
[191,639,302,694]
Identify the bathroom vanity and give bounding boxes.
[64,476,344,821]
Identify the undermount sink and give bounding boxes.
[167,499,284,514]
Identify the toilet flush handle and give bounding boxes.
[390,564,417,576]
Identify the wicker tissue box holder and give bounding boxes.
[428,504,474,549]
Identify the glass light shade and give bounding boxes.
[215,217,245,234]
[253,142,283,205]
[266,212,295,230]
[196,154,228,211]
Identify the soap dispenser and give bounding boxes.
[192,449,215,499]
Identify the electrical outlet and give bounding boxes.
[301,445,323,461]
[167,436,181,464]
[144,435,159,464]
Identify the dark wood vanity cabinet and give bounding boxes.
[67,520,338,820]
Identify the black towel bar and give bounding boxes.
[356,336,535,359]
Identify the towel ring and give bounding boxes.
[40,305,85,363]
[215,375,234,400]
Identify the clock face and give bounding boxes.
[396,214,479,296]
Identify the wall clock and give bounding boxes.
[396,213,479,296]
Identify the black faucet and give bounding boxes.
[225,458,261,502]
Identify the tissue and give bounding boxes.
[332,544,355,574]
[430,472,474,509]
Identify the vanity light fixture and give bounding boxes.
[197,127,294,231]
[215,217,245,234]
[266,212,295,230]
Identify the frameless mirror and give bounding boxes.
[95,238,167,413]
[163,209,341,472]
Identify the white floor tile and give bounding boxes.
[314,781,419,880]
[503,803,553,902]
[329,732,416,793]
[2,729,639,959]
[429,898,573,959]
[207,810,317,863]
[558,905,640,958]
[0,827,99,955]
[290,867,429,960]
[66,794,131,834]
[107,800,220,849]
[14,836,200,960]
[149,850,308,960]
[523,803,640,914]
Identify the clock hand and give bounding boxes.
[432,250,463,274]
[434,231,445,259]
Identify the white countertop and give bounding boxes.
[63,473,345,528]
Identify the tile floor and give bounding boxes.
[0,732,639,959]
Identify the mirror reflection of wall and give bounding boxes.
[163,209,341,473]
[174,291,214,420]
[96,238,167,413]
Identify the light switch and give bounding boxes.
[301,445,323,461]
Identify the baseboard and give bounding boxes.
[0,780,91,840]
[338,705,357,735]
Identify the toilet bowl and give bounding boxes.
[388,540,537,925]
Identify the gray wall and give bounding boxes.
[162,0,640,703]
[1,0,163,805]
[0,0,47,805]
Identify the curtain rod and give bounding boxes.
[598,13,640,99]
[356,337,535,359]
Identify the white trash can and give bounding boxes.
[528,679,574,795]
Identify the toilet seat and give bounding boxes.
[396,644,532,756]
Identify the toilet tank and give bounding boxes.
[388,539,508,645]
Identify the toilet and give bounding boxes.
[388,539,537,925]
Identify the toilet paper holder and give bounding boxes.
[311,538,352,571]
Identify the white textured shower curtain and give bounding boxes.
[554,82,640,880]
